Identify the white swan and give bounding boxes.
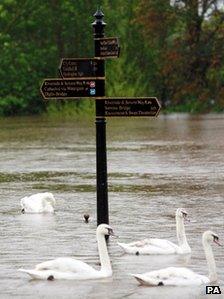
[19,224,114,280]
[132,230,221,286]
[118,208,191,255]
[20,192,56,213]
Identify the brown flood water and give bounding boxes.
[0,114,223,298]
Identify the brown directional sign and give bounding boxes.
[95,37,120,58]
[59,58,104,78]
[40,78,105,99]
[96,97,161,117]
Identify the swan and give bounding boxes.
[20,192,56,213]
[117,208,191,254]
[132,230,221,286]
[19,224,114,280]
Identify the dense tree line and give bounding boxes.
[136,0,224,112]
[0,0,223,116]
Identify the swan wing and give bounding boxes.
[20,192,55,213]
[118,238,179,254]
[20,196,44,213]
[19,257,98,280]
[132,267,209,286]
[35,257,95,273]
[145,238,178,249]
[38,192,56,207]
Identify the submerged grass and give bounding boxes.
[45,100,95,120]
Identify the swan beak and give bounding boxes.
[108,228,118,238]
[214,239,222,246]
[183,214,190,223]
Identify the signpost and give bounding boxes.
[59,58,104,78]
[95,37,120,58]
[92,9,108,228]
[40,78,105,99]
[40,8,161,230]
[96,97,161,117]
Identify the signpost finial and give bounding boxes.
[94,7,104,20]
[92,8,106,38]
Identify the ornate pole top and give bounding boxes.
[92,8,106,38]
[94,8,104,20]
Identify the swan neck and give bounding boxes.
[203,239,217,282]
[176,216,189,249]
[97,232,112,274]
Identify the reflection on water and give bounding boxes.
[0,114,223,298]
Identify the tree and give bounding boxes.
[135,0,224,111]
[0,0,97,115]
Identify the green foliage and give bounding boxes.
[46,100,95,119]
[135,0,224,111]
[0,0,223,116]
[0,0,97,116]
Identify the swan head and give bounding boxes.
[203,231,221,246]
[97,224,115,237]
[176,208,189,222]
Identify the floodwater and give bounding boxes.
[0,114,223,299]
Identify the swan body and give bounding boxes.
[19,258,106,280]
[19,224,114,280]
[118,238,182,255]
[118,208,191,255]
[132,267,209,286]
[20,192,56,213]
[132,230,220,286]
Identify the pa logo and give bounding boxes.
[206,286,221,294]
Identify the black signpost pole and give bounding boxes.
[92,9,109,227]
